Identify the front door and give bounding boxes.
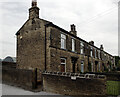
[95,61,98,72]
[61,64,65,72]
[73,62,75,73]
[71,57,78,73]
[81,61,84,73]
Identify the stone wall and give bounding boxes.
[2,68,37,90]
[2,61,16,68]
[87,72,120,81]
[17,18,49,71]
[43,73,106,96]
[48,26,114,73]
[16,17,115,74]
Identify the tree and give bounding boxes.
[115,56,120,71]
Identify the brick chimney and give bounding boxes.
[89,41,94,45]
[29,0,40,19]
[70,24,77,36]
[100,45,104,50]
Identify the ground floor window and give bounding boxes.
[98,62,101,71]
[61,58,66,72]
[77,64,79,72]
[91,62,94,72]
[81,61,84,73]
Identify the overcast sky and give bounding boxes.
[0,0,119,59]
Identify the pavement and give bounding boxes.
[1,84,61,95]
[1,84,120,97]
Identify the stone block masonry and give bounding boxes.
[42,72,107,96]
[2,68,38,90]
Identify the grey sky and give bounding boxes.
[0,0,119,59]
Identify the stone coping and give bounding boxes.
[42,71,106,79]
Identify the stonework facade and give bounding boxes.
[16,1,115,73]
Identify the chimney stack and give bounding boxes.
[29,0,39,19]
[89,41,94,45]
[100,45,104,50]
[70,24,77,36]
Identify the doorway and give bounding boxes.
[81,61,84,73]
[71,57,78,73]
[95,61,98,72]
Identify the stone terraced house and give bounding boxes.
[16,0,115,73]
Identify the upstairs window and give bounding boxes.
[98,50,100,59]
[80,42,84,54]
[102,52,104,60]
[61,34,66,49]
[95,49,96,58]
[98,62,101,71]
[107,55,109,60]
[90,47,93,57]
[104,54,106,60]
[72,38,75,52]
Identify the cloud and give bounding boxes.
[0,0,118,58]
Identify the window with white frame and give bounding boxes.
[107,55,109,60]
[81,61,84,73]
[61,58,66,72]
[72,38,75,52]
[90,47,93,57]
[80,42,84,54]
[95,49,96,58]
[102,52,104,60]
[61,34,66,49]
[91,62,94,72]
[98,62,101,71]
[104,54,106,61]
[98,50,100,59]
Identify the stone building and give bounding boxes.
[16,0,115,73]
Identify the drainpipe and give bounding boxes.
[44,22,52,71]
[88,52,90,72]
[44,25,47,71]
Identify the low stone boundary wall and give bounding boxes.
[87,72,120,81]
[42,71,106,96]
[43,71,106,79]
[2,61,16,68]
[2,68,37,90]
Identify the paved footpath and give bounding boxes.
[1,84,120,97]
[1,84,66,96]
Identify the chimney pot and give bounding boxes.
[100,45,104,50]
[71,24,76,31]
[70,24,77,36]
[32,0,37,7]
